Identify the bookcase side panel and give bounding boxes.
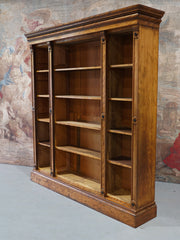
[136,25,159,208]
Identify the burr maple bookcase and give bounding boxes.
[26,5,164,227]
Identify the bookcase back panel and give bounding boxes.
[36,98,49,119]
[55,125,68,146]
[80,129,101,152]
[78,156,101,182]
[35,47,48,70]
[54,99,67,121]
[36,78,48,95]
[37,145,50,168]
[55,150,68,172]
[109,134,131,159]
[107,164,131,196]
[110,69,132,98]
[54,72,67,95]
[109,101,132,130]
[108,33,133,65]
[37,122,49,142]
[69,41,100,67]
[54,40,100,68]
[54,70,100,96]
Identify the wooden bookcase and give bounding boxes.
[26,5,164,227]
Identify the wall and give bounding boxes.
[0,0,179,183]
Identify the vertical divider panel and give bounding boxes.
[100,31,107,195]
[31,45,38,170]
[131,31,139,208]
[48,42,55,176]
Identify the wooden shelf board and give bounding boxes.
[109,98,132,102]
[37,94,49,98]
[107,190,131,203]
[55,95,101,100]
[108,159,132,168]
[108,129,132,136]
[37,118,50,123]
[54,66,101,71]
[36,70,49,73]
[56,146,101,160]
[39,167,51,175]
[110,64,133,68]
[38,141,50,147]
[57,172,100,193]
[56,121,101,130]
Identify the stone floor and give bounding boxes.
[0,164,180,240]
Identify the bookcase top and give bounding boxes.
[26,4,164,44]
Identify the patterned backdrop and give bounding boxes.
[0,0,179,183]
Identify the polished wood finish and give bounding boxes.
[26,4,164,227]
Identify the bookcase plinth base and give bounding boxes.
[31,170,157,228]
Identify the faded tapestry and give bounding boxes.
[0,0,179,183]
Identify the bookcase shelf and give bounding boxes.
[55,95,101,100]
[54,66,101,71]
[38,141,50,147]
[108,159,132,168]
[110,64,133,68]
[36,70,49,73]
[27,4,164,227]
[37,118,50,123]
[109,98,132,102]
[108,129,132,136]
[37,94,49,98]
[56,121,101,130]
[56,145,101,160]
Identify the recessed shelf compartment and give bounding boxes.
[109,68,132,99]
[37,145,50,175]
[34,46,48,70]
[107,164,131,203]
[109,101,132,130]
[109,134,131,164]
[57,172,101,193]
[56,121,101,131]
[108,32,133,65]
[56,146,100,160]
[39,167,51,175]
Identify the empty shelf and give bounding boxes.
[56,121,101,130]
[37,94,49,98]
[36,70,49,73]
[109,98,132,102]
[57,173,100,193]
[55,95,101,100]
[110,64,133,68]
[108,129,132,136]
[107,189,131,203]
[56,146,101,160]
[38,141,50,147]
[108,159,131,168]
[37,118,50,123]
[54,66,101,71]
[39,167,51,175]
